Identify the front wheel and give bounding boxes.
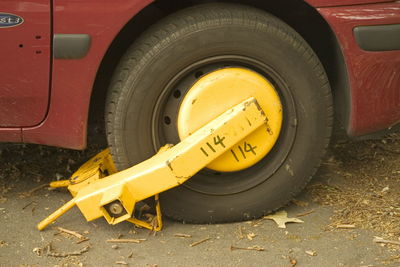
[106,3,333,223]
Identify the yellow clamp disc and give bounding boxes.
[177,67,283,172]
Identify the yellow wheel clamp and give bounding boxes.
[38,97,269,231]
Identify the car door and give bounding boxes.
[0,0,50,127]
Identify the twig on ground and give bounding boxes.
[106,238,146,244]
[296,209,315,217]
[373,237,400,246]
[22,201,36,210]
[57,227,85,239]
[230,245,265,251]
[189,237,210,247]
[174,233,192,238]
[336,224,356,229]
[46,245,90,258]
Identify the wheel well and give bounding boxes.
[88,0,350,136]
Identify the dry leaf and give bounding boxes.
[264,210,304,228]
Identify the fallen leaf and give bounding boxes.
[264,210,304,228]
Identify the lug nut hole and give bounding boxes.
[164,116,171,125]
[173,90,181,99]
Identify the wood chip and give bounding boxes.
[230,245,265,251]
[296,209,315,217]
[305,250,317,256]
[57,227,85,239]
[33,247,43,256]
[247,232,256,240]
[336,224,356,229]
[237,226,245,239]
[106,238,146,244]
[289,257,297,266]
[116,261,128,265]
[189,237,210,247]
[373,237,400,246]
[174,233,192,238]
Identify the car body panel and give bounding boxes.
[21,0,152,149]
[317,2,400,135]
[0,1,51,127]
[0,0,399,148]
[305,0,393,7]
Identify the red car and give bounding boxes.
[1,0,399,223]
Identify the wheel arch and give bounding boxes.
[88,0,351,134]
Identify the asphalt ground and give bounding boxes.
[0,132,399,266]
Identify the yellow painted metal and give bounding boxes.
[50,149,117,197]
[38,97,268,231]
[127,194,162,232]
[45,148,162,232]
[178,67,283,172]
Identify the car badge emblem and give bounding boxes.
[0,13,24,28]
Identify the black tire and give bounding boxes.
[106,3,333,223]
